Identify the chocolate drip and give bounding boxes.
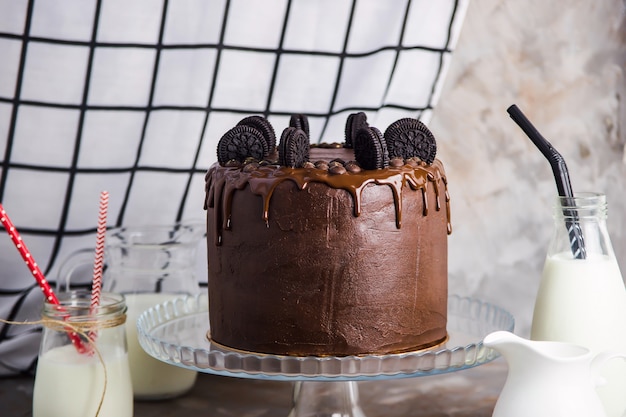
[205,160,451,245]
[442,176,452,234]
[427,172,441,211]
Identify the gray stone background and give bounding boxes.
[431,0,626,336]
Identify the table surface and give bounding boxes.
[0,359,507,416]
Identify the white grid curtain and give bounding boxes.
[0,0,469,375]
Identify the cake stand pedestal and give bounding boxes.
[137,294,514,417]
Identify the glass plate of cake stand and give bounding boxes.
[137,294,514,417]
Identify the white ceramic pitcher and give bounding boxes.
[484,331,626,417]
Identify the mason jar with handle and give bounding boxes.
[104,221,204,400]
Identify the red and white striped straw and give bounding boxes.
[90,191,109,312]
[0,203,88,353]
[89,191,109,342]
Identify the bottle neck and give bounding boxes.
[553,192,608,222]
[549,193,614,260]
[42,290,126,323]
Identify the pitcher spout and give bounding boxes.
[485,331,596,369]
[484,331,537,364]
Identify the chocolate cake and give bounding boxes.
[204,113,451,356]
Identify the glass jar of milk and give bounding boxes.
[531,192,626,417]
[103,222,204,400]
[33,290,132,417]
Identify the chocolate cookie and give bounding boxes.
[289,114,310,139]
[383,118,437,164]
[217,125,269,165]
[278,127,310,168]
[237,115,277,152]
[354,126,389,170]
[345,112,368,149]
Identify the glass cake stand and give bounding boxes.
[137,294,514,416]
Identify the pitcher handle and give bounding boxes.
[591,350,626,387]
[56,248,96,292]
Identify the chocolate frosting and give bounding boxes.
[205,151,450,356]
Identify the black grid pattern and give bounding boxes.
[0,0,468,375]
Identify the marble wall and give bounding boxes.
[431,0,626,335]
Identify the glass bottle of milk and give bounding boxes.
[531,192,626,417]
[33,290,133,417]
[103,222,204,400]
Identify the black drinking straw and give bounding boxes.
[506,104,586,259]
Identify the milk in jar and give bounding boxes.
[124,293,197,398]
[32,291,132,417]
[33,345,132,417]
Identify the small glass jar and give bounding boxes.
[32,290,133,417]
